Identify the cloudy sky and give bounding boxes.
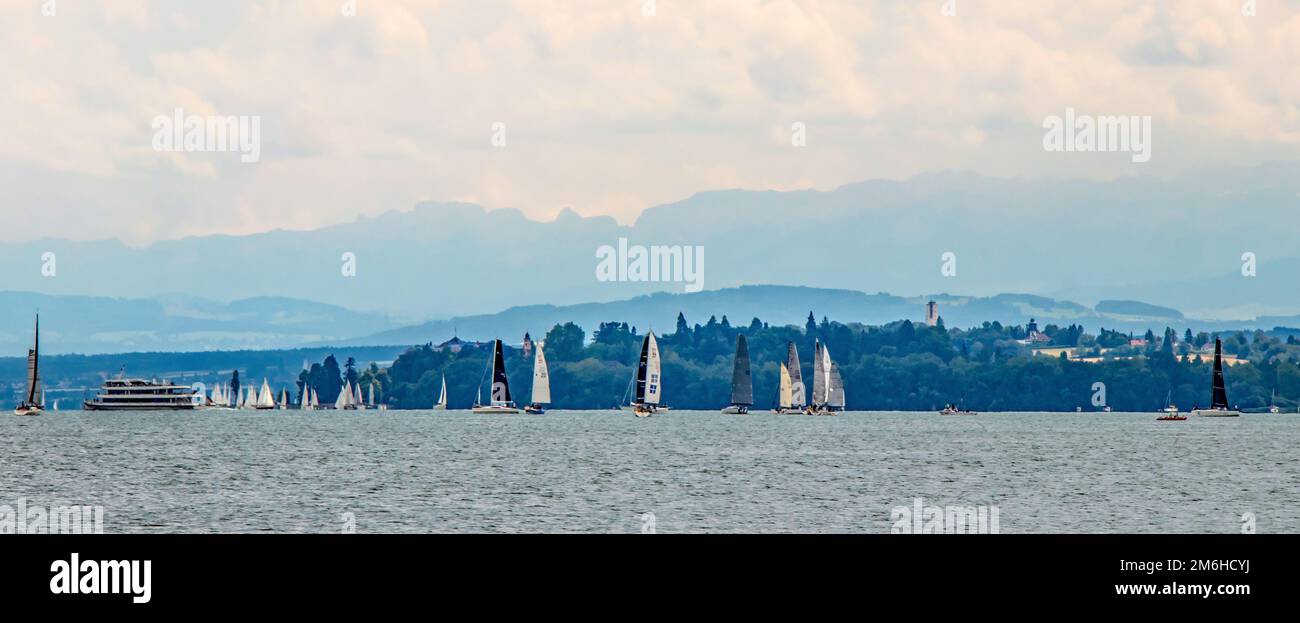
[3,0,1298,245]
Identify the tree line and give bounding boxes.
[354,312,1300,412]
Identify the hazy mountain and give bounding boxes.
[3,164,1299,320]
[330,285,1292,348]
[0,292,399,355]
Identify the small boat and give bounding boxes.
[1268,390,1281,413]
[772,342,806,414]
[1158,391,1180,418]
[14,314,43,416]
[772,361,795,414]
[721,335,753,414]
[1157,413,1187,421]
[336,381,358,410]
[472,339,520,414]
[1190,339,1241,417]
[524,343,550,414]
[807,339,844,415]
[253,379,276,410]
[433,376,448,410]
[278,388,289,410]
[300,384,313,411]
[939,403,977,415]
[354,382,367,411]
[623,330,667,416]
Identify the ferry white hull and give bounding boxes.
[472,405,519,414]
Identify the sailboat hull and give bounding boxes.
[621,404,669,413]
[721,405,750,414]
[1190,409,1241,417]
[472,404,519,414]
[13,406,42,416]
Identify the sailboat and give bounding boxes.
[772,342,805,414]
[310,387,318,410]
[14,314,43,416]
[1190,338,1240,417]
[808,339,844,415]
[254,379,276,410]
[473,339,519,413]
[354,382,367,411]
[433,376,448,410]
[1268,389,1281,414]
[773,362,794,413]
[622,330,668,417]
[1155,389,1184,420]
[336,381,357,410]
[369,381,387,411]
[721,335,753,414]
[300,385,312,411]
[278,388,289,410]
[525,343,550,414]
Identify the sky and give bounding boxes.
[3,0,1299,245]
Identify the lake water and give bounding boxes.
[3,410,1297,533]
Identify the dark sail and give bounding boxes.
[491,339,512,403]
[1211,338,1229,409]
[24,314,40,406]
[634,333,651,403]
[730,335,753,406]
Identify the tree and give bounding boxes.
[675,312,690,338]
[806,311,817,336]
[545,322,586,361]
[344,357,359,385]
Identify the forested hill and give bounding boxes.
[366,313,1300,412]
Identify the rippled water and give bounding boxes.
[3,410,1297,533]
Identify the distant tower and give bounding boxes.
[925,301,939,327]
[522,332,534,359]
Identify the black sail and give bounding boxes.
[730,335,753,406]
[1211,338,1229,409]
[491,339,512,403]
[25,314,40,406]
[634,333,650,403]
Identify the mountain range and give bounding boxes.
[0,292,398,355]
[4,164,1300,322]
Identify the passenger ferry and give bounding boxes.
[83,377,198,411]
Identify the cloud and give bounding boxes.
[2,0,1298,244]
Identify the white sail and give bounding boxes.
[532,344,551,405]
[812,341,827,407]
[828,362,846,409]
[778,362,793,409]
[644,331,662,405]
[436,376,447,409]
[300,385,309,408]
[368,382,375,407]
[310,388,318,408]
[355,382,365,409]
[258,379,275,408]
[336,382,351,409]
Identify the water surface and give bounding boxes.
[3,410,1296,533]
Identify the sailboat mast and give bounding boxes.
[27,314,40,405]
